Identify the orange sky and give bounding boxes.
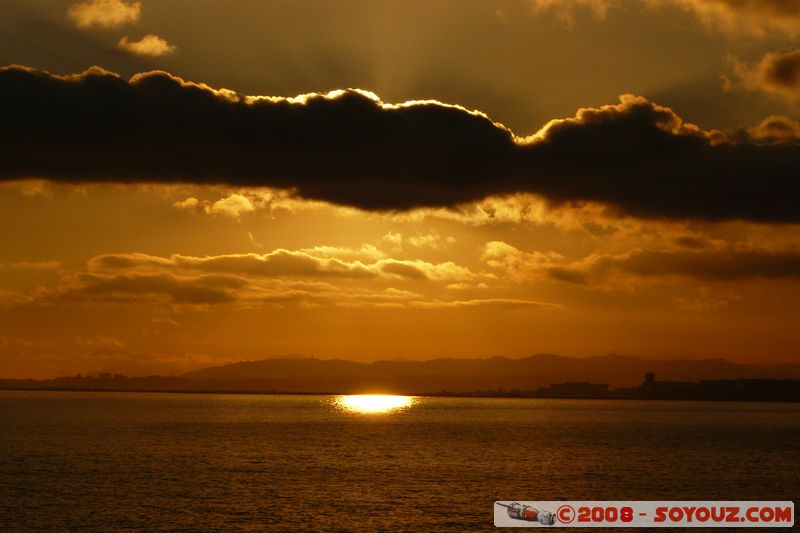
[1,0,800,377]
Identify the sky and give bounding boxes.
[2,0,800,378]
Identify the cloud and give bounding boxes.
[62,272,242,304]
[392,193,613,229]
[481,241,564,282]
[482,240,800,285]
[530,0,617,27]
[378,259,475,282]
[205,193,255,219]
[531,0,800,36]
[598,248,800,281]
[407,230,456,249]
[673,236,709,249]
[9,249,549,310]
[88,250,379,280]
[382,232,404,251]
[410,298,561,309]
[3,66,800,222]
[173,197,200,210]
[726,49,800,102]
[666,0,800,36]
[118,35,177,57]
[301,244,386,262]
[87,249,478,283]
[171,188,320,217]
[68,0,142,29]
[731,115,800,146]
[39,270,340,308]
[558,248,800,285]
[379,230,455,251]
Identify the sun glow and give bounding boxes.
[334,394,416,414]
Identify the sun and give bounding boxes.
[333,394,416,414]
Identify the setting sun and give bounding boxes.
[333,394,416,414]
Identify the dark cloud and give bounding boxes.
[550,248,800,284]
[3,65,800,222]
[673,236,708,249]
[545,266,589,285]
[615,249,800,281]
[762,50,800,88]
[66,272,242,304]
[519,99,800,223]
[379,262,428,280]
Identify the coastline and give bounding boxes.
[2,386,799,403]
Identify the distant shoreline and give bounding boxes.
[2,386,799,404]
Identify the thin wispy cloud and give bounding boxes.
[531,0,800,36]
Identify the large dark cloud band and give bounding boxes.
[2,65,799,222]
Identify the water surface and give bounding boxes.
[0,392,798,531]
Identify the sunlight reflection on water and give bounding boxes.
[333,394,417,414]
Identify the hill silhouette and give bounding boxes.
[3,354,799,395]
[179,353,800,393]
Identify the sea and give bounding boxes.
[0,391,798,531]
